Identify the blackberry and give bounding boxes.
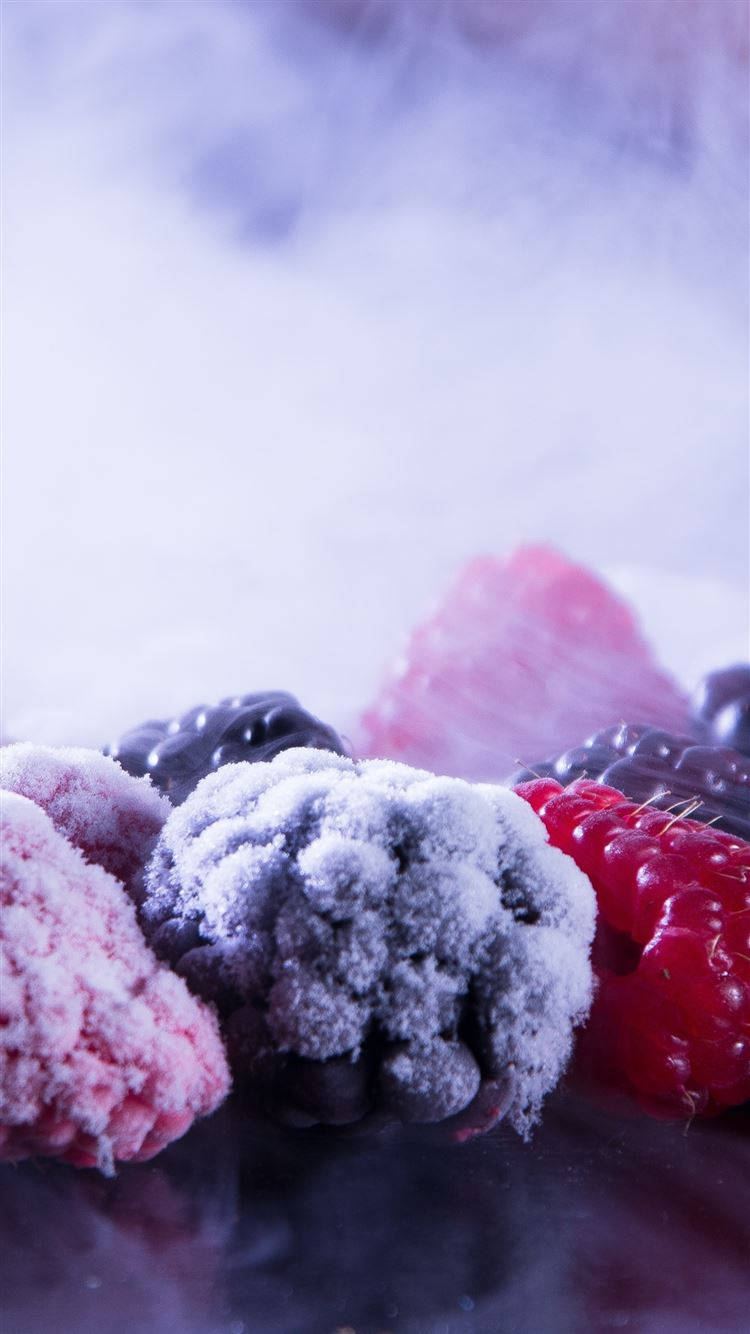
[105,691,347,804]
[141,748,596,1137]
[512,723,750,840]
[691,664,750,756]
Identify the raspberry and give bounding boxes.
[515,776,750,1118]
[691,664,750,755]
[0,792,230,1170]
[360,545,688,781]
[0,743,170,884]
[106,691,347,804]
[512,723,750,839]
[142,748,596,1137]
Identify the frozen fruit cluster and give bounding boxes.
[0,748,230,1170]
[517,777,750,1118]
[106,691,346,805]
[513,723,750,840]
[141,748,596,1137]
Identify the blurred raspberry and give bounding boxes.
[361,545,688,780]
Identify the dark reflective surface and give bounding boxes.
[2,1091,749,1334]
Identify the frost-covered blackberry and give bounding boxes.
[142,749,596,1137]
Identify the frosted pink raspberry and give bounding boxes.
[0,792,230,1171]
[0,743,170,886]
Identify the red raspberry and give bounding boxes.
[515,777,750,1118]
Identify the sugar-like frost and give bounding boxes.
[0,791,230,1170]
[144,749,596,1134]
[0,743,170,886]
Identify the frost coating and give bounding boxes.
[0,792,230,1171]
[143,748,596,1135]
[0,743,170,885]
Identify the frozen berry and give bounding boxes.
[691,665,750,755]
[141,748,596,1137]
[692,663,750,724]
[512,724,750,840]
[106,691,347,804]
[360,545,688,782]
[0,792,229,1171]
[710,698,750,755]
[515,776,750,1119]
[0,743,170,884]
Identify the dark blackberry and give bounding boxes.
[105,691,347,804]
[512,723,750,840]
[691,664,750,756]
[711,698,750,754]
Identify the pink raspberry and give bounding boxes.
[515,777,750,1118]
[0,743,170,886]
[0,792,230,1171]
[360,545,688,781]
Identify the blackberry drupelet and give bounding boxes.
[105,691,347,804]
[691,664,750,756]
[512,723,750,840]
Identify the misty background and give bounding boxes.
[2,0,748,747]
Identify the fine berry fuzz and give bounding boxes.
[515,776,750,1118]
[141,748,596,1137]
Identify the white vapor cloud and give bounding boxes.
[2,0,747,744]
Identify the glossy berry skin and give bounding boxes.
[691,664,750,756]
[106,692,347,804]
[515,777,750,1119]
[512,723,750,840]
[709,699,750,756]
